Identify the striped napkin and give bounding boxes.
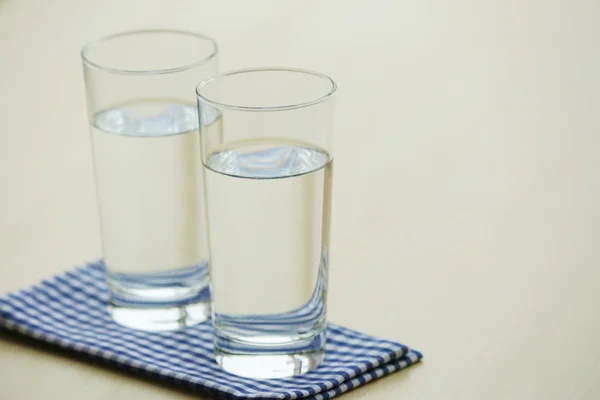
[0,262,422,400]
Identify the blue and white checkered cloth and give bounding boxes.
[0,262,422,399]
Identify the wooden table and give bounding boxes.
[1,0,599,398]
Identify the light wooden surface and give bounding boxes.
[1,0,600,398]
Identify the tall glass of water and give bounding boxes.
[196,68,336,378]
[82,30,218,331]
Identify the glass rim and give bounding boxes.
[81,29,218,75]
[195,67,337,112]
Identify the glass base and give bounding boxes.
[214,329,326,378]
[109,301,210,331]
[215,349,325,379]
[105,263,210,331]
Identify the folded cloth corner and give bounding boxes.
[0,262,422,400]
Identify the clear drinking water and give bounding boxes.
[204,139,333,378]
[82,29,218,331]
[91,101,211,330]
[196,67,336,378]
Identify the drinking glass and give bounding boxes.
[82,30,218,331]
[196,68,336,378]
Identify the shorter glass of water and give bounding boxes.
[196,68,336,378]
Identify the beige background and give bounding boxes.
[1,0,600,399]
